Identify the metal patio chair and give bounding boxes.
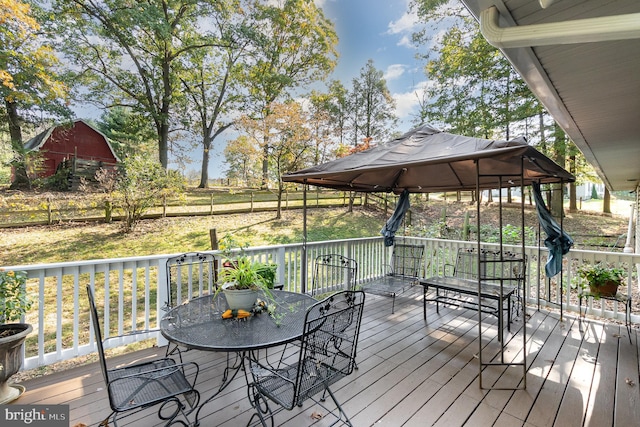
[86,284,200,427]
[310,254,358,297]
[164,252,217,359]
[246,290,365,427]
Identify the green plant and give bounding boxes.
[0,269,32,324]
[96,155,186,232]
[577,263,624,289]
[256,263,278,289]
[218,234,247,261]
[218,257,270,291]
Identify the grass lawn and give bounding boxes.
[0,207,387,266]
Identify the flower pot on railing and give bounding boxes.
[578,263,624,299]
[589,280,619,298]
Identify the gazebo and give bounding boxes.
[283,124,575,389]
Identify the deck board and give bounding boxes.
[14,289,640,427]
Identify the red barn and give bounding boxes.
[24,119,120,188]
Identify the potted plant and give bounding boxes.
[218,257,275,310]
[256,262,278,290]
[0,269,33,404]
[577,263,625,297]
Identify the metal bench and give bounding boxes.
[420,248,526,339]
[361,244,424,313]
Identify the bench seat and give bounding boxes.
[361,244,424,313]
[419,248,525,340]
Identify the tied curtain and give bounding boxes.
[381,189,410,247]
[532,182,573,278]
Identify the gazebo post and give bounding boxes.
[302,180,308,293]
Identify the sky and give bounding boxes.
[202,0,430,178]
[320,0,427,130]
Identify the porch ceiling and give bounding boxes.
[460,0,640,191]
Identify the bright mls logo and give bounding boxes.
[1,405,68,426]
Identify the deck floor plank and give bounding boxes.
[584,322,619,427]
[13,293,640,427]
[614,328,640,424]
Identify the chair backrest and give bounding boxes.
[165,252,216,310]
[453,248,526,287]
[86,284,110,386]
[294,290,365,406]
[311,254,358,296]
[391,244,424,278]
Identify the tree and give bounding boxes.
[95,107,156,159]
[245,0,338,188]
[349,59,397,145]
[54,0,229,170]
[236,101,313,218]
[178,2,254,188]
[224,135,261,186]
[1,0,70,188]
[97,155,185,232]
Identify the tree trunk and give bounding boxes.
[199,139,211,189]
[261,134,269,189]
[6,100,30,190]
[603,187,611,214]
[569,155,577,212]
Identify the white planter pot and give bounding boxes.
[222,283,258,310]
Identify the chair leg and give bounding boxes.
[246,383,275,427]
[322,386,354,427]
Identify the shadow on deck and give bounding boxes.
[15,287,640,426]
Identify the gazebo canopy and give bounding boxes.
[283,124,574,193]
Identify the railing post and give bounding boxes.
[276,246,286,291]
[156,258,169,348]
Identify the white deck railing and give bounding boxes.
[3,236,639,371]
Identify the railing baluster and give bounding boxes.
[2,237,639,371]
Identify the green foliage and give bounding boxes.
[256,263,278,289]
[95,108,156,159]
[577,263,624,288]
[349,59,398,144]
[478,223,537,245]
[590,185,598,199]
[99,156,186,232]
[0,269,32,324]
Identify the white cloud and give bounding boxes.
[384,64,406,81]
[387,6,420,35]
[397,34,414,48]
[392,80,430,129]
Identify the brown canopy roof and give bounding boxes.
[283,124,574,194]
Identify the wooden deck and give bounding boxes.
[16,287,640,426]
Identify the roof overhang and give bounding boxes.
[459,0,640,191]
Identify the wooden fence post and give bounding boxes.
[105,201,112,223]
[47,197,52,225]
[210,228,218,250]
[162,195,167,217]
[210,194,214,215]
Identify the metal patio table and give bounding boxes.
[160,290,317,425]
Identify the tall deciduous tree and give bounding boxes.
[54,0,229,170]
[178,1,255,188]
[349,59,397,146]
[245,0,338,188]
[224,134,260,186]
[1,0,70,188]
[236,101,312,218]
